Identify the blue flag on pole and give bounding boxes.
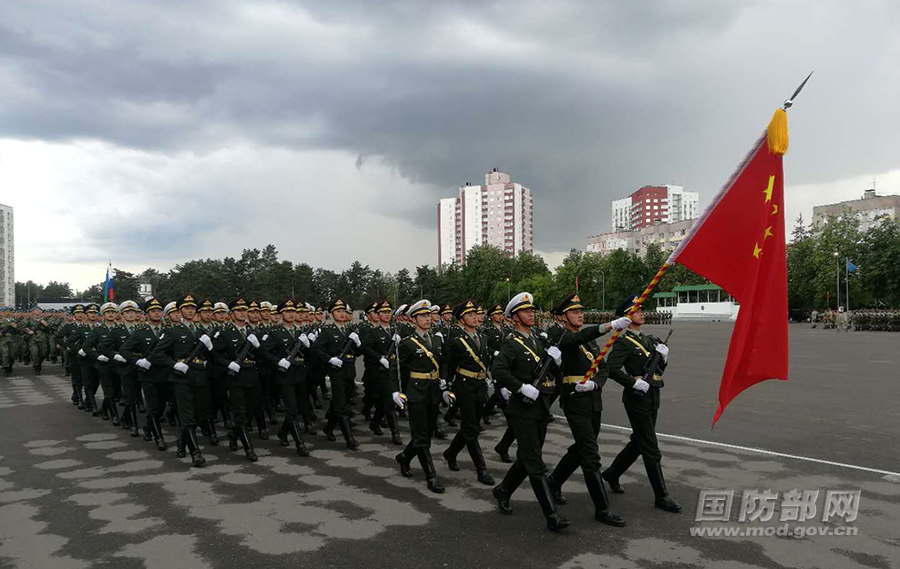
[846,260,858,273]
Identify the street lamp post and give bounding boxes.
[833,251,840,310]
[600,271,606,311]
[506,277,510,303]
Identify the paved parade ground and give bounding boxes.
[1,323,898,569]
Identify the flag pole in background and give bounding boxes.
[581,72,812,427]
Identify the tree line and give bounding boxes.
[14,212,900,312]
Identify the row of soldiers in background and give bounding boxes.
[25,289,680,533]
[582,310,672,326]
[809,308,900,332]
[0,309,67,375]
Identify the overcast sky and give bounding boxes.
[2,0,898,291]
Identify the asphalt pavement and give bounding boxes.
[1,322,898,569]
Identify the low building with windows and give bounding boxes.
[654,284,739,321]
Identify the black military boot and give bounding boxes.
[206,419,219,446]
[228,428,239,451]
[176,433,187,458]
[86,392,99,416]
[151,417,167,451]
[443,432,465,471]
[466,440,495,485]
[183,428,206,467]
[129,407,141,437]
[165,402,177,426]
[584,471,626,526]
[386,412,402,445]
[72,385,82,407]
[368,418,383,436]
[645,461,681,513]
[492,461,527,515]
[603,447,639,494]
[418,449,445,494]
[443,406,458,428]
[289,420,310,457]
[494,427,515,463]
[396,444,414,477]
[109,399,121,426]
[530,475,570,532]
[277,421,291,447]
[237,427,259,462]
[34,363,41,376]
[338,415,359,450]
[548,449,580,505]
[323,417,337,442]
[99,398,111,421]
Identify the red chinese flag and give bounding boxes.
[668,110,789,426]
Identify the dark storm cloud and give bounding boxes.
[2,0,899,258]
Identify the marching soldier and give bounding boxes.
[481,303,507,427]
[544,293,630,526]
[602,295,681,513]
[120,297,169,449]
[442,300,495,485]
[211,297,263,462]
[111,300,142,434]
[311,298,360,450]
[490,292,568,532]
[247,301,273,435]
[210,302,233,428]
[59,305,86,405]
[393,300,452,493]
[360,301,380,422]
[150,294,214,467]
[359,300,403,445]
[80,303,116,420]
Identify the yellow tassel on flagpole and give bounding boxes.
[767,108,789,155]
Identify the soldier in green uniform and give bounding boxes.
[211,297,262,462]
[56,306,85,403]
[360,300,403,445]
[259,299,311,456]
[23,309,51,375]
[543,293,630,526]
[68,305,97,411]
[150,294,214,467]
[490,292,568,532]
[602,295,681,513]
[82,303,119,421]
[110,300,141,433]
[120,298,168,448]
[359,301,380,422]
[442,300,495,485]
[194,299,220,443]
[1,317,19,376]
[393,300,452,493]
[481,304,507,427]
[311,298,360,450]
[246,301,273,436]
[210,302,233,428]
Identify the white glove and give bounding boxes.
[199,334,213,351]
[96,355,109,363]
[299,333,310,348]
[308,332,318,343]
[493,350,500,357]
[540,331,548,340]
[439,378,447,390]
[328,357,343,368]
[349,332,361,347]
[434,332,443,340]
[379,357,389,369]
[633,378,650,393]
[547,346,562,366]
[392,334,401,343]
[113,354,126,363]
[247,334,260,349]
[173,362,189,374]
[78,349,86,357]
[610,317,631,331]
[392,392,406,409]
[518,384,539,400]
[500,387,511,401]
[278,358,291,370]
[575,380,597,393]
[655,344,669,363]
[136,358,151,370]
[228,361,241,374]
[442,391,455,405]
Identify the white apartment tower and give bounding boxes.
[438,169,534,266]
[611,185,699,231]
[0,203,13,308]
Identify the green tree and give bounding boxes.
[42,281,73,298]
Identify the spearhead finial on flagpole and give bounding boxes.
[783,70,814,110]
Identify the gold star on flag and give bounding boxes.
[763,226,774,240]
[771,204,778,215]
[763,175,774,203]
[753,243,762,259]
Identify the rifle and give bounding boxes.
[228,336,256,377]
[636,329,672,393]
[174,338,206,376]
[521,335,560,407]
[136,325,167,374]
[278,330,308,373]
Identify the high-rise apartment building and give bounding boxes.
[812,188,900,233]
[0,203,14,308]
[611,185,699,231]
[438,169,534,266]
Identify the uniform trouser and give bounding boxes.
[209,373,229,421]
[455,379,485,443]
[407,402,438,451]
[327,369,352,418]
[120,371,141,406]
[229,382,262,428]
[172,382,213,430]
[98,366,118,406]
[507,413,551,477]
[141,382,167,420]
[553,403,604,488]
[81,361,100,398]
[370,373,396,425]
[0,340,12,367]
[259,366,277,407]
[609,388,662,474]
[279,381,309,423]
[29,337,48,365]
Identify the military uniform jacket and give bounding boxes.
[82,324,120,372]
[150,323,210,386]
[492,329,552,420]
[66,322,93,354]
[548,324,609,411]
[607,329,667,390]
[359,324,396,381]
[210,323,260,387]
[447,328,491,402]
[310,324,357,381]
[55,322,76,351]
[119,324,168,384]
[392,330,445,405]
[259,324,307,385]
[482,323,507,365]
